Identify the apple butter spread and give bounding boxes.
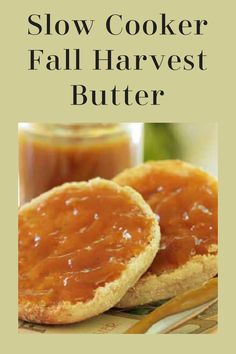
[19,182,153,306]
[19,124,142,204]
[115,161,218,276]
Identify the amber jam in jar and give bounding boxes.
[19,123,143,204]
[18,183,153,305]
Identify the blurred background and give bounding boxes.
[18,122,217,205]
[144,123,217,176]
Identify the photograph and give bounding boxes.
[18,122,218,334]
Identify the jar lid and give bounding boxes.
[19,123,124,140]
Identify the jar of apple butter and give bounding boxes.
[18,123,143,205]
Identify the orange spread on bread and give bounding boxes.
[117,164,218,275]
[19,184,153,305]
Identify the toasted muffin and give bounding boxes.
[114,160,218,307]
[19,178,160,324]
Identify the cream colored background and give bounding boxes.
[1,0,234,353]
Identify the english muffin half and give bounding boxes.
[114,160,218,307]
[19,178,160,324]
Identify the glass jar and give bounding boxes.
[18,123,143,205]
